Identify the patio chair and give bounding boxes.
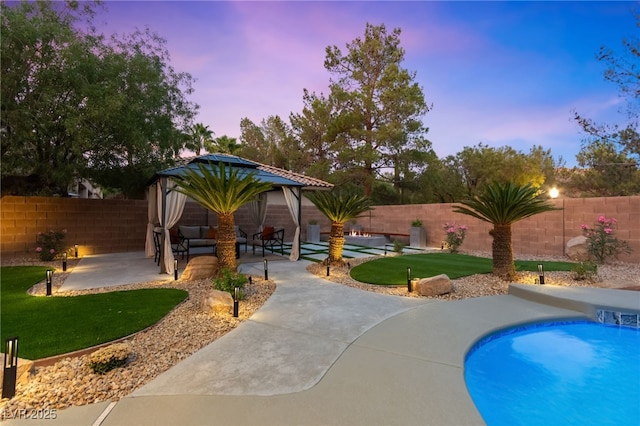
[154,229,190,264]
[251,226,285,257]
[235,226,248,253]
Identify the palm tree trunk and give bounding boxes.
[217,213,237,271]
[327,221,345,266]
[491,224,515,280]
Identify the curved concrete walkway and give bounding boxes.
[6,260,638,425]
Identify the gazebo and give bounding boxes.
[146,154,333,274]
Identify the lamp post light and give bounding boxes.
[46,270,53,296]
[62,252,67,272]
[264,259,268,281]
[74,244,79,258]
[538,263,545,285]
[2,337,19,399]
[407,267,412,292]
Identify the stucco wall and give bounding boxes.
[2,195,638,263]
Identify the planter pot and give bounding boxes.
[307,224,320,243]
[409,226,426,248]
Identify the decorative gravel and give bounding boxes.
[1,252,638,417]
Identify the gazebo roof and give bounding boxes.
[153,154,333,190]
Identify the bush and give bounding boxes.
[393,239,405,253]
[443,223,467,253]
[411,219,423,227]
[35,229,67,261]
[88,343,131,374]
[581,216,632,263]
[213,268,248,298]
[571,261,598,281]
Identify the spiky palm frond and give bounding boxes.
[306,191,373,224]
[453,182,558,225]
[174,161,272,215]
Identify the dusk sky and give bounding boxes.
[94,1,638,166]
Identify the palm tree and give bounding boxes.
[187,123,214,155]
[453,182,558,280]
[174,161,272,271]
[205,135,241,154]
[306,191,372,266]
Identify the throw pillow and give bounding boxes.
[262,226,275,240]
[207,227,217,239]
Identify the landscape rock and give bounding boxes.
[566,236,589,261]
[202,289,234,315]
[181,256,219,281]
[416,274,452,297]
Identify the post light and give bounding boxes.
[233,287,239,318]
[46,269,53,296]
[347,262,351,271]
[264,259,268,281]
[62,252,67,272]
[407,267,412,292]
[74,244,79,258]
[384,245,387,256]
[538,263,545,285]
[326,265,330,276]
[174,259,178,281]
[2,337,19,399]
[249,276,253,285]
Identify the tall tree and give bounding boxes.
[206,135,241,154]
[0,1,197,197]
[453,182,558,280]
[173,162,272,271]
[323,23,430,196]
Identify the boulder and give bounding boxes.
[416,274,452,297]
[566,236,589,261]
[202,289,234,315]
[181,256,219,281]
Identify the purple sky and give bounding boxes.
[95,1,638,166]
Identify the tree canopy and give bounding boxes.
[1,0,198,197]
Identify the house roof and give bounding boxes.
[153,154,333,190]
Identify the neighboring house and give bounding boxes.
[68,179,103,199]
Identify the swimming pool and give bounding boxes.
[464,321,640,425]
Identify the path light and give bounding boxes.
[174,259,178,281]
[407,267,412,292]
[249,276,252,285]
[62,252,67,272]
[347,262,351,271]
[264,259,268,280]
[384,246,387,256]
[233,287,239,318]
[538,263,545,285]
[74,244,79,258]
[2,337,19,399]
[46,270,53,296]
[326,265,330,276]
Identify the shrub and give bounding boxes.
[35,229,67,261]
[581,216,632,263]
[571,261,598,282]
[411,219,423,227]
[443,223,467,253]
[213,268,248,298]
[88,343,131,374]
[393,239,405,253]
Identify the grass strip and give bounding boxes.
[350,253,575,286]
[1,266,187,360]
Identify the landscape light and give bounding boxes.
[538,263,545,285]
[326,265,330,276]
[407,267,412,292]
[46,270,53,296]
[233,287,239,318]
[2,337,19,399]
[174,259,178,281]
[74,244,79,257]
[62,252,67,272]
[264,259,268,280]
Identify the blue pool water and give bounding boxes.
[464,321,640,425]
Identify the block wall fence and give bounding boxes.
[1,195,638,263]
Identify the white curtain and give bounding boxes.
[157,179,187,274]
[283,187,300,261]
[145,184,158,258]
[249,192,268,233]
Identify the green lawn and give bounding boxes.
[350,253,575,286]
[1,266,188,360]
